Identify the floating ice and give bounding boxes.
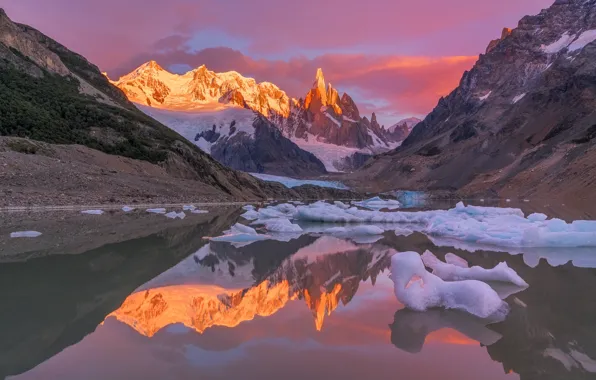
[183,205,196,211]
[209,223,270,247]
[391,251,507,318]
[81,210,103,215]
[147,208,167,214]
[122,206,134,212]
[191,209,209,214]
[353,197,401,210]
[10,231,42,238]
[334,201,351,209]
[421,251,528,287]
[251,218,303,233]
[324,225,385,237]
[394,227,414,237]
[444,252,469,268]
[242,205,255,211]
[165,211,186,219]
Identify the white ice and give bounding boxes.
[541,32,576,53]
[394,227,414,237]
[191,209,209,214]
[10,231,42,238]
[353,197,401,210]
[122,206,134,212]
[421,250,528,287]
[444,252,469,268]
[165,211,186,219]
[251,218,303,233]
[512,93,526,104]
[391,251,507,318]
[81,210,104,215]
[147,208,167,214]
[209,223,270,247]
[323,225,385,237]
[183,205,196,211]
[249,173,349,190]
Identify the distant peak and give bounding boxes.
[313,68,326,90]
[139,60,164,71]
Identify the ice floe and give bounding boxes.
[421,251,528,287]
[353,197,401,210]
[146,208,167,214]
[209,223,270,247]
[165,211,186,219]
[10,231,42,238]
[394,227,414,237]
[391,251,508,318]
[251,218,303,233]
[191,209,209,214]
[249,173,349,190]
[81,210,104,215]
[182,205,196,211]
[122,206,134,212]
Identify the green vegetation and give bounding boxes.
[0,63,185,163]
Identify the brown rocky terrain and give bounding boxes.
[348,0,596,204]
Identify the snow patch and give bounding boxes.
[10,231,42,238]
[541,32,576,53]
[324,113,341,127]
[568,29,596,52]
[479,91,492,101]
[512,93,526,104]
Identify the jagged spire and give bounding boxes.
[313,68,327,105]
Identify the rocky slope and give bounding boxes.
[0,9,350,203]
[351,0,596,201]
[113,64,415,173]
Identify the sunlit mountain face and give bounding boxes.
[108,237,394,335]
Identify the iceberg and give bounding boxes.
[182,205,196,211]
[445,252,469,268]
[251,218,303,233]
[81,210,104,215]
[191,209,209,214]
[323,225,385,237]
[10,231,42,238]
[122,206,134,212]
[394,227,414,237]
[391,251,508,318]
[147,208,167,214]
[421,251,528,287]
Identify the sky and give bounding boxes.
[0,0,553,125]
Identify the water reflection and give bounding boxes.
[2,211,596,380]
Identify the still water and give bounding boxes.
[1,200,595,380]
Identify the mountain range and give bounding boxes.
[0,8,354,206]
[351,0,596,202]
[110,63,419,173]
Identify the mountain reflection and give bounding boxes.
[109,236,394,335]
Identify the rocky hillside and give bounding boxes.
[0,9,348,203]
[352,0,596,201]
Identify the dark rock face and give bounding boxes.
[354,0,596,200]
[335,152,373,172]
[210,116,327,176]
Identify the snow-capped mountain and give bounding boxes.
[386,117,422,143]
[111,61,291,117]
[112,63,416,173]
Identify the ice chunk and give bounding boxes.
[230,223,258,235]
[81,210,104,215]
[183,205,196,211]
[249,173,349,189]
[209,223,270,247]
[191,209,209,214]
[165,211,186,219]
[334,201,351,209]
[122,206,134,212]
[353,197,401,210]
[10,231,42,238]
[251,218,303,233]
[421,250,528,287]
[242,205,255,211]
[147,208,167,214]
[444,252,469,268]
[527,213,547,222]
[394,227,414,237]
[391,251,507,318]
[326,225,385,236]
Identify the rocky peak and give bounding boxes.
[340,93,360,120]
[313,67,327,103]
[486,27,513,54]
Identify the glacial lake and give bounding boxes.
[1,198,595,380]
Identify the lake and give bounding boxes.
[1,199,595,380]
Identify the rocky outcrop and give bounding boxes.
[351,0,596,202]
[210,115,327,176]
[485,27,513,54]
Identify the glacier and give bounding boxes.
[249,173,349,190]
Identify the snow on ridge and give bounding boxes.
[479,91,492,101]
[291,134,365,172]
[512,93,526,104]
[568,29,596,52]
[324,113,341,127]
[541,32,576,53]
[137,105,256,154]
